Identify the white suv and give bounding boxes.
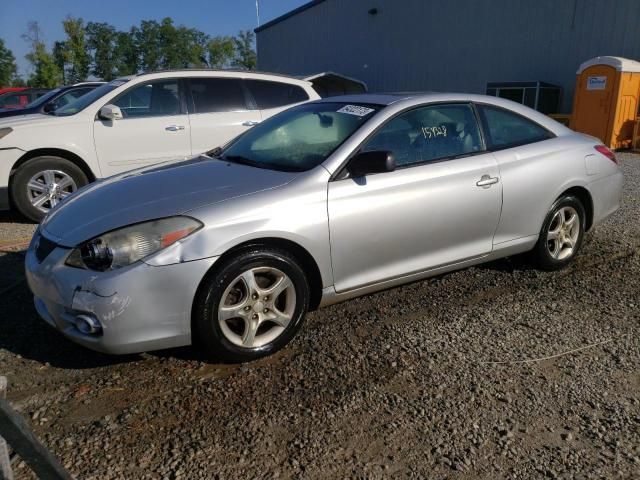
[0,70,320,221]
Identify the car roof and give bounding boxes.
[315,92,573,135]
[316,93,421,106]
[315,91,556,112]
[70,82,105,87]
[57,82,105,90]
[129,69,314,87]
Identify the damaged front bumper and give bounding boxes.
[24,231,218,355]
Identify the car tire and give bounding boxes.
[532,195,586,271]
[193,246,310,363]
[11,156,88,222]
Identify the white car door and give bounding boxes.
[186,77,261,155]
[328,103,503,292]
[93,79,191,177]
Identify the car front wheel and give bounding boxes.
[533,195,586,270]
[193,247,310,363]
[11,156,88,222]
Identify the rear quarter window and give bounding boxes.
[245,79,309,110]
[478,104,554,150]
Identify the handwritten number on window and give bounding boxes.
[421,124,447,140]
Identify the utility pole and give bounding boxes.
[256,0,261,26]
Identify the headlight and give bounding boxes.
[65,216,202,271]
[0,127,12,140]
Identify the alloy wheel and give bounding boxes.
[218,266,296,348]
[546,206,580,260]
[26,169,77,213]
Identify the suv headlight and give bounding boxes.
[65,216,202,271]
[0,127,12,140]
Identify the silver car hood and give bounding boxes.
[41,156,297,247]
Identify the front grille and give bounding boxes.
[35,233,58,263]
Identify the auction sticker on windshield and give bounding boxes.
[337,105,375,117]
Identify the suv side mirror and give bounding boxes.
[347,150,396,178]
[98,104,123,121]
[42,102,56,113]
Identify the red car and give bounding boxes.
[0,88,50,110]
[0,87,26,95]
[0,87,27,109]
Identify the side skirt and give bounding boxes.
[318,234,538,308]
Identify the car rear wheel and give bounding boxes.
[533,195,586,270]
[11,156,88,222]
[193,247,310,363]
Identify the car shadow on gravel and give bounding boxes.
[0,250,141,370]
[0,210,33,225]
[477,253,537,273]
[150,346,202,362]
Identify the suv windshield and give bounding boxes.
[54,79,129,116]
[26,88,61,108]
[219,102,381,172]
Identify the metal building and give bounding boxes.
[255,0,640,113]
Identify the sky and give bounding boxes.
[0,0,309,77]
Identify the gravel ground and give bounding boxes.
[0,153,638,479]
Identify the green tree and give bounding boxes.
[158,18,181,69]
[0,39,18,86]
[157,18,207,69]
[22,21,62,87]
[136,20,161,72]
[114,28,139,76]
[183,28,209,67]
[207,36,235,68]
[61,16,90,82]
[52,40,67,83]
[86,22,117,80]
[233,30,257,70]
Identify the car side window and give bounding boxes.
[244,80,309,109]
[361,103,483,167]
[478,105,553,149]
[189,78,247,113]
[49,88,93,110]
[0,93,29,108]
[113,80,180,118]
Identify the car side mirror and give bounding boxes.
[42,102,56,113]
[98,104,123,121]
[347,150,396,178]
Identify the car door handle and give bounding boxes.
[476,175,499,188]
[242,120,260,126]
[165,125,185,131]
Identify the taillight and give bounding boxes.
[594,145,618,164]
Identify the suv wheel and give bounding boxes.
[11,156,88,222]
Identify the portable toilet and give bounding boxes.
[570,56,640,149]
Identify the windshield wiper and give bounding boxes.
[205,146,223,157]
[222,155,261,168]
[203,148,258,167]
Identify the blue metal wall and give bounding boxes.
[256,0,640,112]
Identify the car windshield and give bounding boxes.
[54,79,129,116]
[218,102,381,172]
[25,88,61,108]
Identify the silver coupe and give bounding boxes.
[25,93,623,362]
